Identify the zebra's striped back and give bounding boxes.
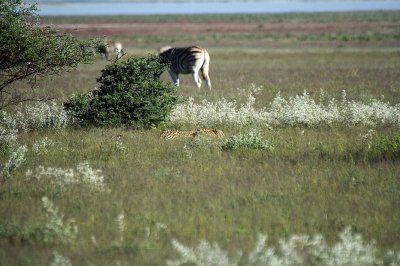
[160,46,204,74]
[160,128,224,140]
[159,46,211,89]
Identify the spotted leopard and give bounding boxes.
[160,128,224,140]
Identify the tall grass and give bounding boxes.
[1,90,400,264]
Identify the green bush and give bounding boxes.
[0,0,96,109]
[221,128,272,151]
[64,55,178,128]
[368,132,400,160]
[347,131,400,162]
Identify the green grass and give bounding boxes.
[1,11,400,265]
[1,126,400,265]
[39,49,400,106]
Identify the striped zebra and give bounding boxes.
[113,42,123,59]
[159,46,211,90]
[97,41,123,60]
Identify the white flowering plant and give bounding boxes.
[1,101,73,132]
[32,137,55,155]
[42,197,78,244]
[3,145,28,178]
[169,87,400,128]
[167,227,400,266]
[26,161,107,192]
[50,251,72,266]
[0,123,18,153]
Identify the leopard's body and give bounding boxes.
[160,128,224,140]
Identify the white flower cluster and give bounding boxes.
[32,137,55,155]
[168,239,239,266]
[50,251,72,266]
[268,91,341,126]
[170,96,265,127]
[26,161,107,191]
[248,228,378,266]
[0,123,18,150]
[169,88,400,128]
[3,145,28,178]
[0,102,69,179]
[1,101,73,132]
[42,197,78,244]
[342,99,400,126]
[168,227,400,266]
[1,114,26,178]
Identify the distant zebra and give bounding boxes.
[159,46,211,90]
[113,42,123,59]
[97,41,123,60]
[79,44,96,56]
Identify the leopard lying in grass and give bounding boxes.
[160,128,224,140]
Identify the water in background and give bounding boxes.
[37,1,400,16]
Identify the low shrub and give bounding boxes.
[367,131,400,161]
[221,128,272,151]
[64,55,178,128]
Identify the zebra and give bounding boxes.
[79,44,96,56]
[113,42,123,59]
[159,46,211,90]
[97,41,123,60]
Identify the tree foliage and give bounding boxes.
[64,55,178,128]
[0,0,96,109]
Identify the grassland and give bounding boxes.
[1,11,400,265]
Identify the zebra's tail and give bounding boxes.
[200,49,212,90]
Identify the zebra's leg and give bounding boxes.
[192,72,202,89]
[203,73,211,90]
[169,70,180,87]
[201,54,212,90]
[116,51,122,59]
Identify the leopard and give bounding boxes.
[160,128,224,140]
